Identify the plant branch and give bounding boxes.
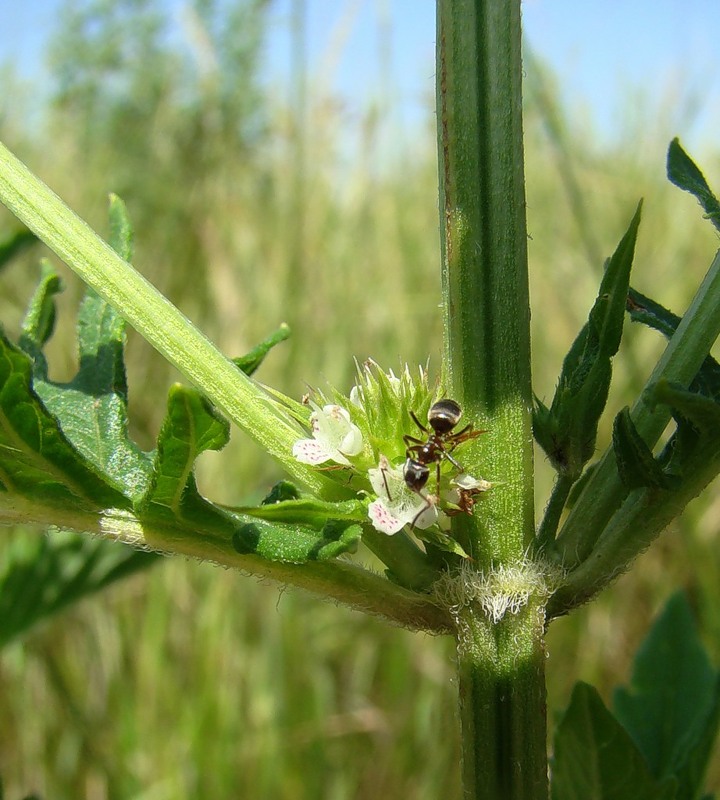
[0,496,453,634]
[555,248,720,572]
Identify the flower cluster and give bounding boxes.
[290,361,491,542]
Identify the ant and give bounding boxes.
[402,399,484,526]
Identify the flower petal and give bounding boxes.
[312,404,362,457]
[368,498,406,535]
[292,438,335,465]
[412,500,438,529]
[338,424,363,456]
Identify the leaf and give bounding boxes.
[612,407,672,490]
[231,518,362,562]
[649,380,720,478]
[667,139,720,234]
[236,496,367,527]
[413,526,470,559]
[613,593,720,800]
[552,682,677,800]
[0,531,157,649]
[107,192,134,259]
[232,323,290,376]
[17,199,153,501]
[0,330,125,509]
[534,204,642,478]
[139,384,362,563]
[652,380,720,435]
[139,383,232,525]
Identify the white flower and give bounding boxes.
[367,456,438,535]
[292,403,363,465]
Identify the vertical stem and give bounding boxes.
[436,0,534,566]
[457,602,548,800]
[436,2,547,797]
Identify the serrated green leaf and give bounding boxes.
[552,682,677,800]
[17,199,152,500]
[38,281,153,498]
[612,407,672,490]
[232,323,290,376]
[140,383,230,520]
[0,227,36,271]
[667,139,720,234]
[0,330,125,509]
[613,593,720,800]
[0,531,157,649]
[137,385,365,563]
[534,203,642,478]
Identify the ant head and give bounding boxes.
[428,399,462,434]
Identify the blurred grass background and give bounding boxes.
[1,1,720,798]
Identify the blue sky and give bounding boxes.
[1,1,719,151]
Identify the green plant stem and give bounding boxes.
[436,2,547,798]
[0,141,328,497]
[456,601,548,800]
[549,453,720,616]
[554,248,720,577]
[436,0,534,567]
[0,495,453,633]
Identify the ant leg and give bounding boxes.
[381,465,393,501]
[410,410,429,435]
[410,491,434,528]
[403,435,425,451]
[449,427,486,448]
[444,450,465,472]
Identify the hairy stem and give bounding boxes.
[436,1,547,797]
[436,0,534,566]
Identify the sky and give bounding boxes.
[0,0,719,153]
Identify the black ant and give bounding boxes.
[401,399,484,526]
